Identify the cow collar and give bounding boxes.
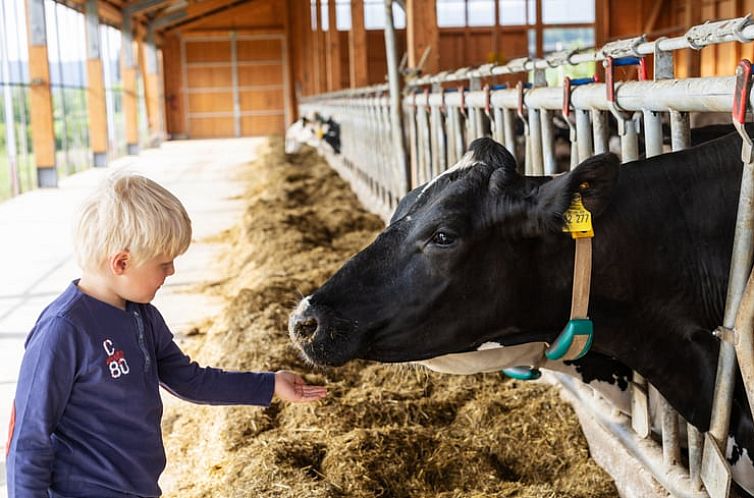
[503,191,595,380]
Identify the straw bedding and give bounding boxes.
[159,138,617,498]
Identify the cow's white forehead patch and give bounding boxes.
[477,341,504,350]
[419,151,482,199]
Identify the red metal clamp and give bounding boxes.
[562,77,572,118]
[733,59,753,126]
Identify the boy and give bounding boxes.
[6,173,326,498]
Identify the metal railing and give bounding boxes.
[298,14,754,498]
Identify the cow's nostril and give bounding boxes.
[294,317,319,339]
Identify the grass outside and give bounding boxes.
[0,151,37,203]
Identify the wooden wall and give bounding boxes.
[162,0,288,138]
[161,0,754,138]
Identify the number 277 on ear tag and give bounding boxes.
[563,193,593,238]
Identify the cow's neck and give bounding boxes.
[587,136,743,430]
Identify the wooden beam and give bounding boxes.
[326,0,342,91]
[159,0,253,32]
[122,17,140,154]
[284,0,298,122]
[405,0,438,75]
[315,0,326,93]
[642,0,665,35]
[349,0,368,87]
[24,0,57,187]
[85,0,109,166]
[680,0,702,77]
[141,26,162,144]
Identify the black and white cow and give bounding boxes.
[289,131,754,494]
[285,114,341,155]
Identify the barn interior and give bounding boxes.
[3,1,754,497]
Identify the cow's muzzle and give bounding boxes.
[288,296,359,366]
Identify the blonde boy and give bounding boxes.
[6,173,326,498]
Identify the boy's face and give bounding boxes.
[116,253,175,304]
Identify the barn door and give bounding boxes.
[182,33,288,138]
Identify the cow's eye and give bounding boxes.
[431,231,455,246]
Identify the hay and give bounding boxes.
[160,138,617,498]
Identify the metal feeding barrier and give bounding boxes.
[299,13,754,498]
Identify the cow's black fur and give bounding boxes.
[290,131,754,486]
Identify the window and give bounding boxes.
[498,0,527,25]
[543,27,594,52]
[364,0,405,30]
[46,0,91,177]
[336,0,351,31]
[437,0,465,27]
[320,0,329,31]
[0,0,34,200]
[467,0,495,27]
[542,0,594,24]
[100,24,125,159]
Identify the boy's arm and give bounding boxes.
[150,307,275,406]
[7,317,78,498]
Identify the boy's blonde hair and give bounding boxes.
[74,172,192,272]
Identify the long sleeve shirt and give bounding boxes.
[6,280,275,498]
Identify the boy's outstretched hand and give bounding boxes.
[274,370,327,403]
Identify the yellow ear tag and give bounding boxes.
[562,193,594,239]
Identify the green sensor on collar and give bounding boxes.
[502,366,542,381]
[544,318,593,361]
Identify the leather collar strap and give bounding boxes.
[503,192,595,380]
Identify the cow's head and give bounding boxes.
[289,137,620,366]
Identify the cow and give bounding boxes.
[285,114,341,155]
[288,131,754,495]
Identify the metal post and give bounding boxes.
[592,110,608,155]
[384,0,408,195]
[643,110,664,158]
[670,110,690,151]
[575,109,593,162]
[529,107,543,174]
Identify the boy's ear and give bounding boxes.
[110,251,130,276]
[536,152,620,227]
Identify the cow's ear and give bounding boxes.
[537,152,620,225]
[390,184,425,224]
[469,137,518,172]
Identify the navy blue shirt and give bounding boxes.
[6,281,275,498]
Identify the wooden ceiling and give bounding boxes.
[63,0,257,35]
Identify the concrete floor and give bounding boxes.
[0,137,264,497]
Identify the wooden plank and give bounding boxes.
[238,88,284,110]
[237,38,282,61]
[85,0,107,158]
[139,38,161,141]
[26,44,56,171]
[161,33,184,137]
[237,64,283,85]
[241,114,285,135]
[188,91,234,113]
[189,116,235,137]
[326,0,342,91]
[186,66,233,87]
[715,0,738,76]
[406,0,439,75]
[123,66,139,147]
[316,0,326,92]
[349,0,368,87]
[284,0,298,122]
[185,40,231,62]
[86,58,108,154]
